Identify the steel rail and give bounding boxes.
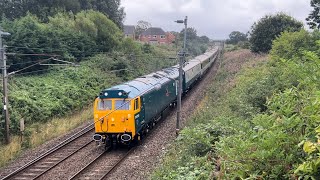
[1,125,94,180]
[69,147,136,180]
[33,140,95,179]
[99,147,136,180]
[68,150,108,180]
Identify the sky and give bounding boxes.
[122,0,312,39]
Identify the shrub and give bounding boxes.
[2,10,122,73]
[249,13,303,53]
[271,30,318,60]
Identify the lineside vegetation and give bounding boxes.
[152,30,320,179]
[0,10,183,166]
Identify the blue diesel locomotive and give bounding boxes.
[93,47,220,147]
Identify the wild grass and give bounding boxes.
[152,50,268,179]
[28,107,92,147]
[0,136,22,167]
[0,107,92,168]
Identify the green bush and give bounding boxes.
[154,30,320,179]
[271,30,319,60]
[217,31,320,178]
[249,13,303,53]
[0,42,176,139]
[2,10,122,72]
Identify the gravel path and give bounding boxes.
[0,53,221,180]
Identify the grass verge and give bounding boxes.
[152,49,268,179]
[0,107,92,168]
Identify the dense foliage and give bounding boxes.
[226,31,248,44]
[0,42,176,142]
[177,27,210,56]
[225,31,250,50]
[0,0,125,27]
[153,30,320,179]
[134,20,152,40]
[249,13,303,53]
[1,11,122,72]
[306,0,320,29]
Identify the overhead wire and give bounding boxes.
[9,68,63,77]
[6,55,176,67]
[5,53,61,57]
[5,45,177,59]
[2,46,178,79]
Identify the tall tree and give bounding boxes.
[135,20,151,39]
[180,27,197,41]
[0,0,125,27]
[227,31,248,44]
[199,35,210,44]
[306,0,320,29]
[249,13,303,53]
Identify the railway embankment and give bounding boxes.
[154,30,320,179]
[152,49,268,179]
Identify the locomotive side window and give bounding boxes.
[115,100,131,110]
[134,98,139,110]
[97,99,112,110]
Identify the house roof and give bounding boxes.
[124,25,135,35]
[141,27,166,36]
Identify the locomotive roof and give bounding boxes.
[99,47,219,99]
[100,68,179,99]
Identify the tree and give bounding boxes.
[249,13,303,53]
[135,20,151,39]
[86,0,125,28]
[0,0,126,27]
[227,31,248,44]
[199,36,210,44]
[306,0,320,29]
[2,11,122,72]
[270,30,317,60]
[180,27,197,41]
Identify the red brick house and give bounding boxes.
[166,32,175,44]
[139,27,175,44]
[123,25,135,40]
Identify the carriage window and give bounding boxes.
[97,99,112,110]
[115,100,131,110]
[134,98,139,110]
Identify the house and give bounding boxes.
[123,25,135,39]
[165,32,176,44]
[139,27,175,44]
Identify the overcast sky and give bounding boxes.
[122,0,312,39]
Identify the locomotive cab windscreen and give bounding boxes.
[93,89,141,144]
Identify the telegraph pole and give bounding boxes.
[0,28,10,144]
[175,16,188,135]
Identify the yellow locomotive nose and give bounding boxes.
[93,98,137,139]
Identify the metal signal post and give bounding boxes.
[175,16,188,135]
[0,28,10,144]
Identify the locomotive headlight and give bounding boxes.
[104,92,108,96]
[118,92,122,96]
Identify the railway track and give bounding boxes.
[2,125,94,180]
[69,147,136,180]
